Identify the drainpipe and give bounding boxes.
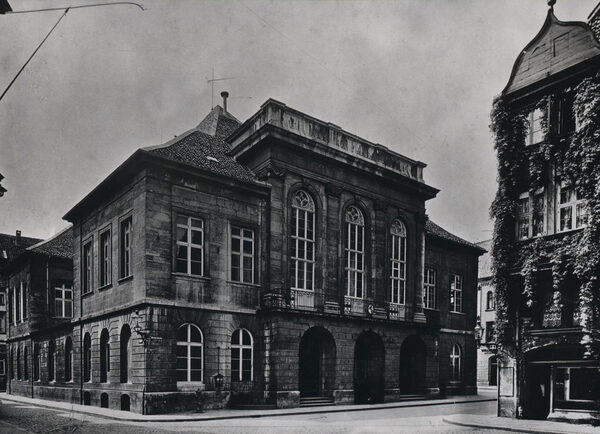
[79,224,83,405]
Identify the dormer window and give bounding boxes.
[526,108,545,146]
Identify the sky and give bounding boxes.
[0,0,598,242]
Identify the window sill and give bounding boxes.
[227,281,261,288]
[98,283,112,291]
[485,308,495,312]
[118,275,134,284]
[82,291,94,298]
[172,273,210,281]
[424,307,439,311]
[449,311,466,316]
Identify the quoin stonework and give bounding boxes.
[2,93,484,414]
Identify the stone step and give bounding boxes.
[299,396,335,407]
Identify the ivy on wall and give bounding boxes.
[490,72,600,358]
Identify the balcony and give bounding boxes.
[260,288,411,321]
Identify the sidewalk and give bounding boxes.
[0,392,496,423]
[444,414,600,434]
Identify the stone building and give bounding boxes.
[6,94,483,414]
[0,231,42,391]
[475,239,497,391]
[491,2,600,424]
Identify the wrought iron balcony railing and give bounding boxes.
[261,288,411,321]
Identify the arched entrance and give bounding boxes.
[399,335,426,395]
[354,331,385,404]
[299,327,336,397]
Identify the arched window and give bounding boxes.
[486,290,495,310]
[345,205,365,298]
[33,343,40,381]
[120,325,131,383]
[48,340,56,382]
[231,329,253,382]
[291,190,315,291]
[83,333,91,382]
[390,219,407,305]
[16,347,21,380]
[23,346,28,380]
[177,324,203,383]
[100,329,110,383]
[450,344,462,382]
[65,337,73,382]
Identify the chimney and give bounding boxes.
[15,230,21,246]
[221,91,229,113]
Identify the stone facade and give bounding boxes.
[4,97,483,414]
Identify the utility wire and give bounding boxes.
[6,2,144,13]
[0,9,69,103]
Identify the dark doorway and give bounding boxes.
[298,327,336,397]
[100,393,109,408]
[489,356,498,386]
[354,331,385,404]
[524,363,551,420]
[399,335,426,395]
[83,391,91,406]
[120,394,131,411]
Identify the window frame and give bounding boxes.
[33,343,40,382]
[174,214,204,277]
[423,267,437,310]
[48,340,56,382]
[557,182,587,233]
[390,219,407,305]
[526,106,545,146]
[82,238,94,294]
[54,283,73,319]
[231,328,253,382]
[230,224,256,284]
[450,344,462,382]
[486,290,495,311]
[65,337,73,382]
[99,226,112,288]
[344,205,366,299]
[176,323,204,384]
[449,274,463,313]
[83,333,91,383]
[0,360,5,376]
[290,190,316,291]
[21,282,27,320]
[517,189,545,240]
[119,214,133,280]
[100,329,110,383]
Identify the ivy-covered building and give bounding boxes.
[491,2,600,424]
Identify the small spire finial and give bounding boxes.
[548,0,556,10]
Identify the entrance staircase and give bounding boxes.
[299,396,335,407]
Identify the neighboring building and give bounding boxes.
[3,227,73,399]
[475,239,497,391]
[491,2,600,424]
[0,231,42,390]
[6,94,483,414]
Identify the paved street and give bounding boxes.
[0,398,502,433]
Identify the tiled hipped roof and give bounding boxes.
[425,220,485,252]
[0,233,42,265]
[476,239,493,279]
[27,226,73,260]
[144,106,256,182]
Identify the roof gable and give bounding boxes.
[504,10,600,95]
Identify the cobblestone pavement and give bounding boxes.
[0,398,503,433]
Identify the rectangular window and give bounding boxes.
[0,313,5,333]
[231,226,255,283]
[554,367,600,405]
[54,284,73,318]
[423,268,436,309]
[82,240,93,293]
[0,360,5,376]
[390,231,407,305]
[99,229,111,287]
[527,107,545,145]
[175,215,203,276]
[485,321,495,343]
[558,184,587,232]
[15,285,20,323]
[21,282,27,320]
[0,292,5,306]
[119,216,132,279]
[517,190,545,239]
[450,274,463,313]
[8,290,12,325]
